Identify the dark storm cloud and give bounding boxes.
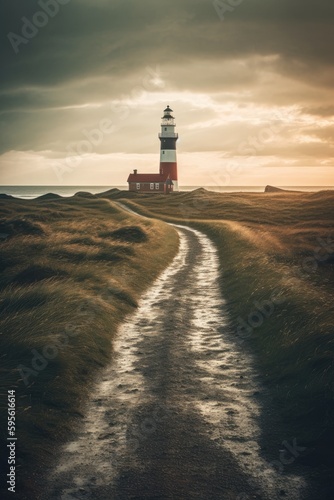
[1,0,334,161]
[2,0,334,91]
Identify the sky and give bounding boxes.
[1,0,334,187]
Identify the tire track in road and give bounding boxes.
[47,225,307,500]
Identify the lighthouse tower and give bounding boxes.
[159,105,179,191]
[127,105,179,193]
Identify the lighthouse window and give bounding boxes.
[164,127,167,131]
[136,183,140,190]
[150,183,154,190]
[163,151,165,154]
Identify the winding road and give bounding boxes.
[47,223,307,500]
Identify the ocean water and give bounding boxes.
[0,185,332,200]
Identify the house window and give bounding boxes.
[150,183,154,190]
[155,183,159,190]
[136,183,140,190]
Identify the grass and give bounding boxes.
[0,195,179,498]
[111,188,334,474]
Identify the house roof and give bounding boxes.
[127,173,171,183]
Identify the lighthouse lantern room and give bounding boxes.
[127,106,179,193]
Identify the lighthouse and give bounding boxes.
[127,105,179,193]
[159,105,179,191]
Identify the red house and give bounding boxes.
[127,170,174,194]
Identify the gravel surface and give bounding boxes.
[45,225,311,500]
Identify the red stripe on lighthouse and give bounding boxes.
[160,162,178,180]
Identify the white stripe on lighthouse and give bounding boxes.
[160,125,176,137]
[160,150,177,162]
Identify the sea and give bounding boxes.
[0,185,332,200]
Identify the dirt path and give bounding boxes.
[46,225,308,500]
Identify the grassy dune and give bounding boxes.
[112,189,334,473]
[0,194,178,497]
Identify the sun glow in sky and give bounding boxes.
[1,0,334,187]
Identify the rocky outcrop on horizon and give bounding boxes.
[264,185,301,193]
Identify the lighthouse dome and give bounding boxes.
[162,105,175,120]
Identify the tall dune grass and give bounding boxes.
[0,196,179,498]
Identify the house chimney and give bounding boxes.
[133,169,137,175]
